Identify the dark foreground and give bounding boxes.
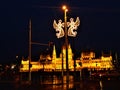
[1,77,120,90]
[1,70,120,90]
[0,80,120,90]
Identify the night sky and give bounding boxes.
[0,0,120,63]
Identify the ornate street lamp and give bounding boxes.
[53,5,80,84]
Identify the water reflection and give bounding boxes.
[99,80,103,90]
[1,72,120,90]
[40,75,74,90]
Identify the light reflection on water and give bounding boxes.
[99,80,103,90]
[1,74,120,90]
[40,75,74,90]
[37,75,100,90]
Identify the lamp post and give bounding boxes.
[62,5,69,83]
[29,19,32,83]
[28,19,53,83]
[53,5,80,85]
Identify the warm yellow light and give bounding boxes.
[62,5,68,12]
[62,5,67,10]
[65,9,68,12]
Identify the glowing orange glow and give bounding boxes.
[62,5,67,10]
[20,44,113,72]
[65,9,68,12]
[62,5,68,12]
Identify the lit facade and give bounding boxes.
[20,44,114,72]
[80,51,113,70]
[52,44,75,70]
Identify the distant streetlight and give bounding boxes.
[53,5,80,84]
[16,55,18,59]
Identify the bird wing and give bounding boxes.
[53,20,58,30]
[75,17,80,26]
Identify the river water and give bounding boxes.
[0,74,120,90]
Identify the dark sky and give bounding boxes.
[0,0,120,63]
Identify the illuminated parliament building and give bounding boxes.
[20,44,114,72]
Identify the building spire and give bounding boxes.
[52,45,57,64]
